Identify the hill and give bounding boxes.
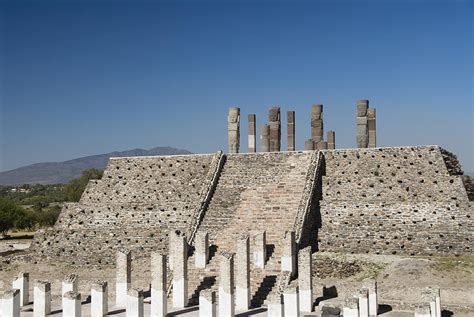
[0,147,192,185]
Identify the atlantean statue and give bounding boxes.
[228,107,240,153]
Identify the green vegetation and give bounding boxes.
[430,255,474,272]
[0,169,103,236]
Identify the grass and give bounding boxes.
[356,262,387,281]
[430,255,474,272]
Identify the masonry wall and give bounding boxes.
[317,146,473,255]
[197,151,317,253]
[30,153,222,265]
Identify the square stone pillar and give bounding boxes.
[304,139,314,151]
[358,288,369,317]
[151,253,167,317]
[248,114,256,153]
[260,124,270,152]
[422,288,441,317]
[298,246,313,312]
[34,281,51,317]
[235,235,250,311]
[63,291,81,317]
[62,274,78,309]
[311,104,324,142]
[343,297,359,317]
[253,231,266,269]
[195,231,209,269]
[414,303,432,317]
[12,272,29,306]
[268,106,281,152]
[281,231,296,276]
[283,284,299,316]
[368,107,376,148]
[0,289,20,317]
[126,289,144,317]
[327,130,336,150]
[172,235,188,308]
[116,250,131,307]
[91,280,108,317]
[199,289,216,317]
[228,107,240,153]
[363,279,378,317]
[218,251,235,317]
[287,111,295,151]
[356,100,369,148]
[267,294,283,317]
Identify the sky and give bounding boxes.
[0,0,473,172]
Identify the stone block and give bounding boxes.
[311,104,323,116]
[267,294,283,317]
[268,106,281,122]
[281,231,296,276]
[199,290,216,317]
[34,281,51,317]
[368,119,376,132]
[91,280,108,317]
[357,100,369,116]
[116,250,131,307]
[367,107,376,119]
[304,139,314,151]
[126,289,144,317]
[228,107,240,123]
[356,116,368,125]
[12,272,29,307]
[358,288,369,317]
[414,303,431,317]
[195,231,209,269]
[343,297,359,317]
[283,284,299,316]
[316,141,328,150]
[298,247,313,312]
[235,235,250,311]
[172,235,188,308]
[62,274,79,309]
[259,124,270,152]
[219,251,235,317]
[0,289,20,317]
[248,114,256,153]
[362,279,377,317]
[63,291,81,317]
[368,130,376,148]
[253,231,266,269]
[151,253,167,317]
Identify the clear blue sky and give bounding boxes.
[0,0,473,172]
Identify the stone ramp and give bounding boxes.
[29,152,223,265]
[318,146,473,256]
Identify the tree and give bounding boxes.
[0,198,24,237]
[64,169,103,202]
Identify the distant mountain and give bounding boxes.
[0,147,192,185]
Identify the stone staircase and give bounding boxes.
[185,243,283,308]
[184,151,316,306]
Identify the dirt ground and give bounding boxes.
[0,241,473,316]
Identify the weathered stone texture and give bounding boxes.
[260,124,270,152]
[228,107,240,153]
[319,146,473,255]
[268,106,281,152]
[356,100,369,148]
[30,153,221,265]
[287,111,295,151]
[248,114,256,153]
